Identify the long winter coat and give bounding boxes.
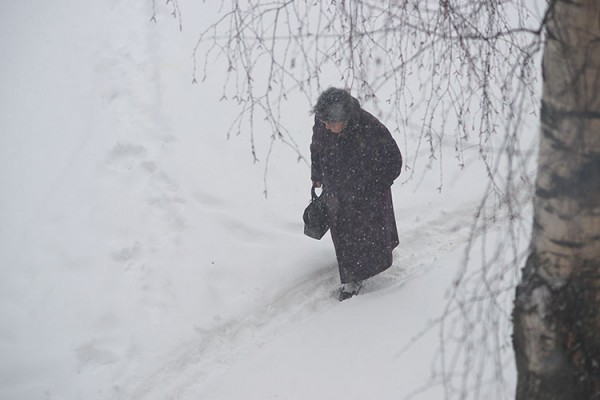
[310,100,402,283]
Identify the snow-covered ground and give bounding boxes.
[0,2,537,400]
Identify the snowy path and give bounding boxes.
[122,200,477,400]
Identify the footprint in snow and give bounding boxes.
[75,341,119,372]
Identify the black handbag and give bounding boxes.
[303,186,329,239]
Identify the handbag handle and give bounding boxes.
[311,185,324,200]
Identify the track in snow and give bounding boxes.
[122,201,479,400]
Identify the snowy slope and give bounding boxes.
[0,2,534,400]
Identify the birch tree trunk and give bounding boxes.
[513,0,600,399]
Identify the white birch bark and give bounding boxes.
[513,0,600,398]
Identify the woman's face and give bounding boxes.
[324,120,347,134]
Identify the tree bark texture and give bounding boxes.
[513,1,600,399]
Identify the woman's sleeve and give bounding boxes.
[310,121,324,183]
[372,122,402,188]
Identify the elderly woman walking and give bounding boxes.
[310,88,403,301]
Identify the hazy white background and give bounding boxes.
[0,1,536,399]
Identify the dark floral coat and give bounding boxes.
[310,99,403,283]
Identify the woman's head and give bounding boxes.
[313,88,356,126]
